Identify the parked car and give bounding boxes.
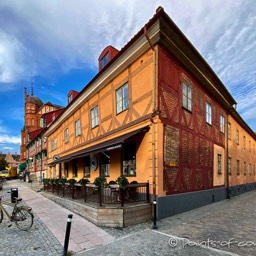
[0,170,9,179]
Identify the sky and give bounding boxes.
[0,0,255,155]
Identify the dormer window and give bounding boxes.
[68,94,73,103]
[98,46,119,71]
[101,52,109,69]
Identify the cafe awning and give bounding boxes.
[48,126,149,167]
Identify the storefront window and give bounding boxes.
[100,153,110,177]
[122,142,136,176]
[64,162,69,177]
[72,160,78,178]
[84,156,90,178]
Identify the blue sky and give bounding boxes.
[0,0,255,155]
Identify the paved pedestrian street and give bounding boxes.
[79,191,256,256]
[1,179,256,255]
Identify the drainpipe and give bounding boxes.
[144,26,157,202]
[226,112,230,199]
[226,107,234,199]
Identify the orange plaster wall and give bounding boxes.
[228,115,256,186]
[47,49,155,181]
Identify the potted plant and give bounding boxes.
[78,178,90,187]
[116,175,129,188]
[94,176,106,190]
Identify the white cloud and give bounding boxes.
[0,0,255,128]
[0,30,32,86]
[0,134,20,144]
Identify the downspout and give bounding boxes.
[226,112,230,199]
[144,26,157,202]
[226,106,234,199]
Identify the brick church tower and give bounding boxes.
[20,87,44,162]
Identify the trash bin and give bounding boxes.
[11,188,18,203]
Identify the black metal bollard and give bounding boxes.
[63,214,73,256]
[152,200,157,229]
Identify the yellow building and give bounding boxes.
[43,7,256,220]
[227,110,256,195]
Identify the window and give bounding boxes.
[116,83,129,114]
[75,119,81,137]
[244,162,247,175]
[84,156,90,178]
[220,115,225,133]
[100,153,110,177]
[64,162,69,177]
[228,123,231,139]
[249,163,252,175]
[68,94,73,103]
[101,52,109,69]
[237,160,240,175]
[217,154,222,174]
[51,138,57,151]
[64,128,69,143]
[72,160,78,178]
[122,142,136,176]
[40,117,45,128]
[182,82,192,111]
[243,136,246,149]
[228,158,231,175]
[236,130,239,144]
[91,105,99,128]
[206,102,212,125]
[249,141,251,152]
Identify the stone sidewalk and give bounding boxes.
[1,180,114,255]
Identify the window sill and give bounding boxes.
[182,106,192,114]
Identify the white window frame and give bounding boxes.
[75,119,81,137]
[182,82,192,111]
[51,138,57,151]
[228,123,231,139]
[206,102,212,125]
[220,115,225,133]
[116,83,129,114]
[228,157,231,175]
[91,105,99,128]
[64,128,69,143]
[236,130,239,144]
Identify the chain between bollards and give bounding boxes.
[152,200,157,229]
[63,214,73,256]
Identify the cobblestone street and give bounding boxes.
[80,191,256,256]
[1,180,256,255]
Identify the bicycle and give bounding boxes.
[0,191,34,231]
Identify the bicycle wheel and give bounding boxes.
[0,208,3,223]
[14,208,34,231]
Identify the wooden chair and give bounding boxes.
[128,181,138,201]
[109,181,120,202]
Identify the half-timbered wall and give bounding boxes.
[47,49,155,183]
[158,46,227,194]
